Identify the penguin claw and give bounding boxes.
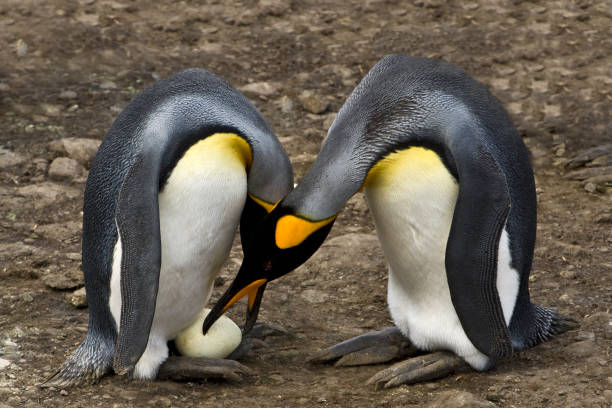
[308,327,417,366]
[366,351,464,389]
[156,356,254,383]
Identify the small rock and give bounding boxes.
[585,312,612,339]
[322,113,337,130]
[543,104,561,117]
[0,148,27,169]
[278,95,294,113]
[0,242,37,259]
[20,292,34,303]
[300,289,329,304]
[75,13,99,26]
[564,340,598,358]
[560,270,576,279]
[15,39,27,57]
[267,374,284,383]
[48,137,101,167]
[41,103,62,117]
[59,90,77,99]
[260,0,290,16]
[2,340,21,360]
[59,389,68,396]
[48,157,84,181]
[490,78,510,91]
[70,287,87,308]
[0,83,10,91]
[555,143,566,157]
[0,359,10,370]
[236,9,256,26]
[584,182,597,193]
[575,330,595,341]
[425,390,497,407]
[239,81,281,97]
[34,222,81,242]
[99,81,117,90]
[299,91,329,114]
[42,268,84,290]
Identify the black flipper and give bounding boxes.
[445,137,513,360]
[112,153,162,375]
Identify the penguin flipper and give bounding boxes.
[445,138,513,360]
[112,153,162,376]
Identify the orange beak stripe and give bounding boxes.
[222,279,268,313]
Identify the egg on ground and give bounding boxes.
[174,308,242,359]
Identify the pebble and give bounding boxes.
[41,103,62,117]
[70,287,87,308]
[544,104,561,118]
[34,221,81,242]
[59,90,77,99]
[299,91,329,114]
[48,157,84,182]
[560,270,576,279]
[585,312,612,339]
[584,182,597,193]
[48,137,101,167]
[42,268,84,290]
[15,39,27,57]
[0,242,37,259]
[278,95,294,113]
[0,147,27,169]
[75,13,100,26]
[259,0,289,16]
[300,289,329,304]
[19,292,34,303]
[0,359,10,370]
[575,330,595,341]
[322,113,337,130]
[425,390,497,407]
[99,81,118,90]
[564,340,598,358]
[239,81,281,97]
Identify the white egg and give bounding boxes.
[174,308,242,359]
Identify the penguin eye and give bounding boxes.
[263,260,273,271]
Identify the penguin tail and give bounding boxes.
[528,304,579,348]
[40,333,114,388]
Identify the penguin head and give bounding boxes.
[202,204,336,335]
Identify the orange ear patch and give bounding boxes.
[275,215,335,249]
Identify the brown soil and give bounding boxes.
[0,0,610,407]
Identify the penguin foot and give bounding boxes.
[308,327,418,367]
[156,356,254,383]
[366,351,465,389]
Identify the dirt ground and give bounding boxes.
[0,0,610,407]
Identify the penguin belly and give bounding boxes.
[364,147,520,370]
[109,134,249,379]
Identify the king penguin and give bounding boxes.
[45,68,293,386]
[201,55,576,388]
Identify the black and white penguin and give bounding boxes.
[45,68,293,386]
[201,55,575,388]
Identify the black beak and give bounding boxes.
[202,262,268,336]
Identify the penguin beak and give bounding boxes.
[202,263,268,336]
